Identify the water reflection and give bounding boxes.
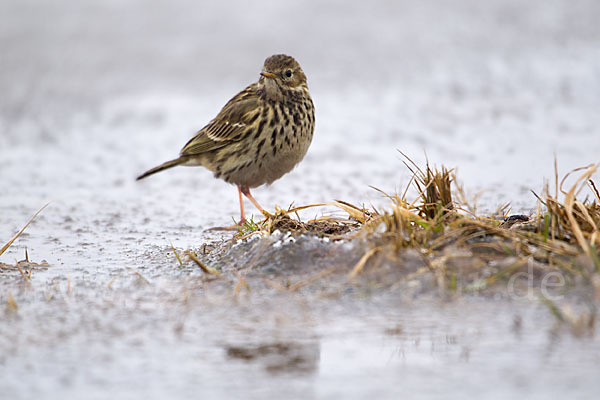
[225,341,320,374]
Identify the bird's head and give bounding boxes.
[259,54,308,100]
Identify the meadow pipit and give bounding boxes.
[137,54,315,224]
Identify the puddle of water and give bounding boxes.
[2,280,598,400]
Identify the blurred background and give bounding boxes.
[1,0,600,256]
[2,1,600,398]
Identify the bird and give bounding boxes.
[136,54,315,226]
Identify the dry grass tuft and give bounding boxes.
[401,154,454,219]
[342,160,600,285]
[242,156,599,310]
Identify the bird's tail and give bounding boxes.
[136,157,188,181]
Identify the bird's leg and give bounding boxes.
[240,185,273,218]
[240,185,263,212]
[237,185,246,225]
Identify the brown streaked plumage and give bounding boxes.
[137,54,315,224]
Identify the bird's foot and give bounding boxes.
[205,223,240,231]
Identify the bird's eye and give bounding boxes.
[285,69,293,78]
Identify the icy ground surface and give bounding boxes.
[1,0,600,399]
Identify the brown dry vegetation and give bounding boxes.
[246,160,599,282]
[232,158,600,333]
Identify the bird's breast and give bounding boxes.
[214,91,314,188]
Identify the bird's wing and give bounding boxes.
[180,84,261,156]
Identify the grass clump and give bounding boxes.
[246,156,599,312]
[359,155,596,251]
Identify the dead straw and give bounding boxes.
[1,202,50,257]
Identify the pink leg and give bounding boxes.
[237,186,246,224]
[240,185,264,213]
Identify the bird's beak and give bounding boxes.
[260,71,277,79]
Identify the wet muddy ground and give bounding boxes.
[2,0,600,398]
